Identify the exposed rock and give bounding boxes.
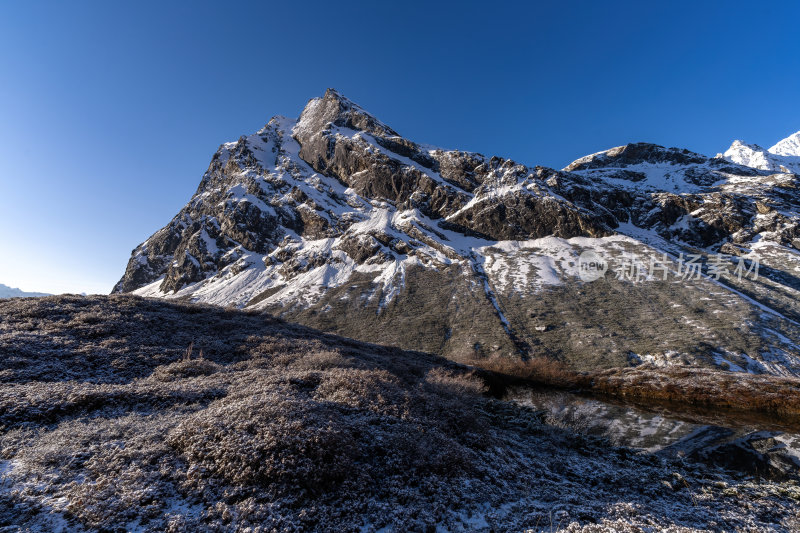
[661,427,800,480]
[565,143,709,171]
[114,90,800,374]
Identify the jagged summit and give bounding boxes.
[294,88,399,140]
[721,131,800,174]
[722,140,776,171]
[115,90,800,373]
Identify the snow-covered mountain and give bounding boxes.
[720,131,800,174]
[0,284,49,299]
[770,131,800,157]
[115,90,800,375]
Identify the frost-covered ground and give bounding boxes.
[1,295,799,531]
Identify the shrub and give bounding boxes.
[467,354,581,388]
[168,386,359,494]
[150,359,222,382]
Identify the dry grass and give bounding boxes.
[463,354,583,389]
[464,354,800,420]
[2,295,800,531]
[583,366,800,417]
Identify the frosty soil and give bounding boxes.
[1,295,800,531]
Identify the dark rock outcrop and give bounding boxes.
[112,89,800,373]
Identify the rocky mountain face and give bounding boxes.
[115,90,800,374]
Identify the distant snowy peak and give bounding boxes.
[721,132,800,174]
[722,140,774,170]
[769,131,800,157]
[0,284,49,299]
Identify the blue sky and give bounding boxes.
[1,1,798,294]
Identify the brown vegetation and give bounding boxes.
[584,366,800,418]
[2,295,800,531]
[465,354,800,420]
[462,354,582,389]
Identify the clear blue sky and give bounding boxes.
[1,1,798,294]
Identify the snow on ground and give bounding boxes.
[570,162,721,194]
[477,234,660,293]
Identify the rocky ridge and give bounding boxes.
[115,90,800,374]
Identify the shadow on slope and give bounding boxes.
[1,295,799,532]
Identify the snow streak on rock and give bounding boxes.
[116,89,800,374]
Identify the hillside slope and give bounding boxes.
[115,90,800,375]
[1,295,799,531]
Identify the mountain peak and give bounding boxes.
[564,142,707,172]
[294,88,398,141]
[722,132,800,174]
[114,91,800,375]
[729,139,766,151]
[769,130,800,157]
